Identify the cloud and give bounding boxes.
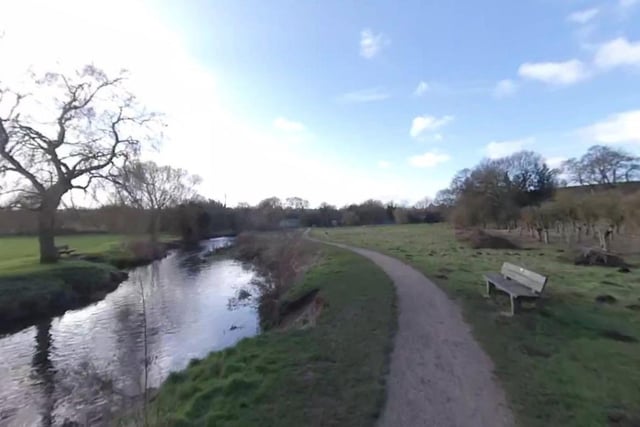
[620,0,639,8]
[273,117,305,132]
[567,8,599,24]
[359,29,390,59]
[378,160,391,169]
[593,37,640,69]
[581,110,640,144]
[409,115,454,139]
[485,137,534,159]
[545,156,567,169]
[338,87,390,103]
[408,151,451,168]
[413,81,429,96]
[518,59,589,85]
[493,79,518,98]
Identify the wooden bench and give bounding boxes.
[483,262,548,315]
[56,245,76,256]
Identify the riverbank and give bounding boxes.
[147,235,396,426]
[0,234,178,333]
[312,224,640,427]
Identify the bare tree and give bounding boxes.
[285,196,309,211]
[111,161,200,243]
[0,65,158,262]
[563,145,639,186]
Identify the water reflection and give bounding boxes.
[0,237,259,426]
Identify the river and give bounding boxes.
[0,237,261,426]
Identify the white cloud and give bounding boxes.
[493,79,518,98]
[359,29,390,59]
[410,115,454,139]
[567,8,599,24]
[594,38,640,69]
[518,59,589,85]
[485,137,534,159]
[378,160,391,169]
[545,156,567,169]
[408,151,451,168]
[620,0,639,8]
[273,117,305,132]
[581,110,640,144]
[338,87,390,103]
[413,81,429,96]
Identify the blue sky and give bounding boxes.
[2,0,640,206]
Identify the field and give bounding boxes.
[0,234,172,276]
[311,224,640,427]
[149,242,396,427]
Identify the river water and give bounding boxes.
[0,237,261,426]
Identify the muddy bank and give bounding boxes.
[0,266,127,334]
[232,232,318,329]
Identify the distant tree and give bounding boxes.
[563,145,639,186]
[318,202,339,226]
[111,161,200,243]
[438,151,557,228]
[285,196,309,211]
[256,197,284,229]
[413,196,433,210]
[0,65,158,262]
[392,208,409,224]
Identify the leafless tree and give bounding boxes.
[285,196,309,211]
[111,160,200,243]
[0,65,159,262]
[562,145,639,186]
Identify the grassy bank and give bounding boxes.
[0,234,175,331]
[149,240,396,426]
[312,224,640,427]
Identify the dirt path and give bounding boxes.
[316,239,514,427]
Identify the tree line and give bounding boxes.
[435,145,640,251]
[3,64,639,264]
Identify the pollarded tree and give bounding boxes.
[111,161,201,243]
[0,66,158,262]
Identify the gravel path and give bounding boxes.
[317,239,514,427]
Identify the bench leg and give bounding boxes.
[486,280,494,297]
[510,295,521,316]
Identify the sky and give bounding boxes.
[1,0,640,207]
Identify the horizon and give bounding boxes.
[1,0,639,207]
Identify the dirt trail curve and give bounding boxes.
[311,237,514,427]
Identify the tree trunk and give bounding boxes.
[38,207,58,264]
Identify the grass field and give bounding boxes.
[149,242,396,427]
[0,234,169,275]
[311,224,640,427]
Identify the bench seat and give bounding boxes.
[483,262,548,315]
[483,273,538,298]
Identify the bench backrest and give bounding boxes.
[501,262,548,294]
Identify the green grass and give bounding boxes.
[311,224,640,427]
[0,234,170,275]
[150,242,396,427]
